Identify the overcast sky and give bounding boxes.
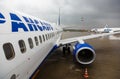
[1,0,120,29]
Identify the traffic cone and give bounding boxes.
[83,68,89,79]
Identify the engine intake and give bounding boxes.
[73,43,96,64]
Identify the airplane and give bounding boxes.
[0,6,120,79]
[91,24,120,33]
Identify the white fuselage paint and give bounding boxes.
[0,7,62,79]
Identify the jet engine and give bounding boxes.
[73,42,96,64]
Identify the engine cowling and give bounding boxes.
[73,42,96,65]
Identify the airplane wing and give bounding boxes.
[56,31,120,65]
[57,31,120,46]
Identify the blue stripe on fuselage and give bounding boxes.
[29,45,58,79]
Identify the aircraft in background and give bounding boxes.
[0,6,120,79]
[91,24,120,33]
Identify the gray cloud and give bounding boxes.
[1,0,120,29]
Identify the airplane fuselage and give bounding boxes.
[0,8,62,79]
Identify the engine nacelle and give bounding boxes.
[73,42,96,65]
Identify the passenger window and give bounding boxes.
[3,43,15,60]
[39,35,42,43]
[43,35,45,42]
[28,38,34,49]
[52,33,54,37]
[47,34,49,39]
[48,34,49,39]
[34,36,39,46]
[50,33,52,38]
[45,34,48,40]
[49,33,51,39]
[19,40,26,53]
[51,33,53,38]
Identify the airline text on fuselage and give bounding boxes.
[0,12,53,32]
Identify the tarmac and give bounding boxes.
[35,31,120,79]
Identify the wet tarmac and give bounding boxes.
[35,32,120,79]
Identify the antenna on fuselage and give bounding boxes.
[58,8,61,26]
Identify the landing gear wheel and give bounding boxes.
[67,47,71,54]
[62,44,71,56]
[63,47,66,56]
